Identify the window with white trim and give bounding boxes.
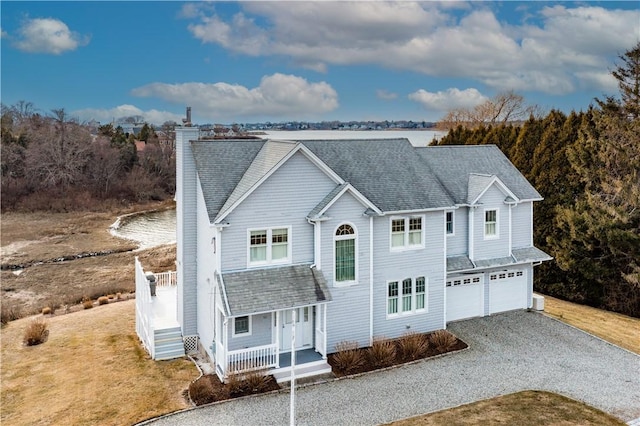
[387,276,427,316]
[484,209,498,239]
[335,224,356,284]
[233,316,251,336]
[390,216,423,249]
[248,227,290,265]
[446,211,454,235]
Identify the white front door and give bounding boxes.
[280,307,313,351]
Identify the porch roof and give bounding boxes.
[220,264,332,317]
[447,246,552,273]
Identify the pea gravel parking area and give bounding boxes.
[142,311,640,426]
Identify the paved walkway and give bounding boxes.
[142,311,640,425]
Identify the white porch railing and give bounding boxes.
[226,343,278,376]
[135,257,155,358]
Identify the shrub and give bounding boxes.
[189,376,215,406]
[332,341,366,375]
[430,330,457,353]
[97,296,109,306]
[243,369,271,394]
[42,307,52,315]
[82,297,94,309]
[226,371,245,396]
[116,292,122,300]
[397,331,429,362]
[367,337,397,368]
[1,302,22,325]
[23,318,49,346]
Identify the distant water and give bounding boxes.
[111,209,176,250]
[262,130,446,147]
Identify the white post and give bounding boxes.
[290,309,296,426]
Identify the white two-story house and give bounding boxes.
[135,126,551,382]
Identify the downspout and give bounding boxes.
[468,206,475,262]
[369,215,374,346]
[443,210,447,329]
[509,204,513,257]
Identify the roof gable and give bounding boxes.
[213,140,344,223]
[307,183,381,220]
[467,173,519,205]
[417,145,542,205]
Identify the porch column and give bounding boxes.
[322,304,327,359]
[275,311,281,368]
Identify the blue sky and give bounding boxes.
[1,1,639,125]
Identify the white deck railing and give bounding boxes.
[135,257,155,359]
[226,343,278,376]
[155,271,177,287]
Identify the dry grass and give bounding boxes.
[542,294,640,354]
[22,318,49,346]
[1,300,198,426]
[397,331,430,361]
[1,203,176,317]
[332,341,366,375]
[429,330,457,353]
[386,390,626,425]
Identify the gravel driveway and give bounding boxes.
[142,311,640,425]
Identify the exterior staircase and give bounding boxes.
[272,359,332,383]
[153,326,186,360]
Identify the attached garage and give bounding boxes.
[488,270,527,314]
[446,274,484,322]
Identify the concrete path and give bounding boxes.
[142,311,640,425]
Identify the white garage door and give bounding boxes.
[446,274,483,322]
[489,270,527,314]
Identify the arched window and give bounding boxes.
[335,224,356,283]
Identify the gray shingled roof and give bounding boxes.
[446,246,552,273]
[220,264,332,316]
[512,247,553,263]
[417,145,542,204]
[300,139,455,211]
[191,140,265,223]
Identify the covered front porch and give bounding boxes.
[213,264,333,382]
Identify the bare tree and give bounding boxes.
[438,90,543,130]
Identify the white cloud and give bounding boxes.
[184,2,640,95]
[13,18,89,54]
[131,73,339,120]
[376,90,398,101]
[408,88,488,111]
[71,105,183,125]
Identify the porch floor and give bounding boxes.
[278,348,323,368]
[152,286,180,329]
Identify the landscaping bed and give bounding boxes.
[189,330,467,406]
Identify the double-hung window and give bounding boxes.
[233,316,251,336]
[387,276,427,316]
[484,209,498,239]
[390,216,423,249]
[249,227,290,266]
[445,211,454,235]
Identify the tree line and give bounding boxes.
[1,103,175,211]
[433,43,639,317]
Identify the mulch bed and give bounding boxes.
[189,330,467,406]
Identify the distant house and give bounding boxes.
[135,127,551,382]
